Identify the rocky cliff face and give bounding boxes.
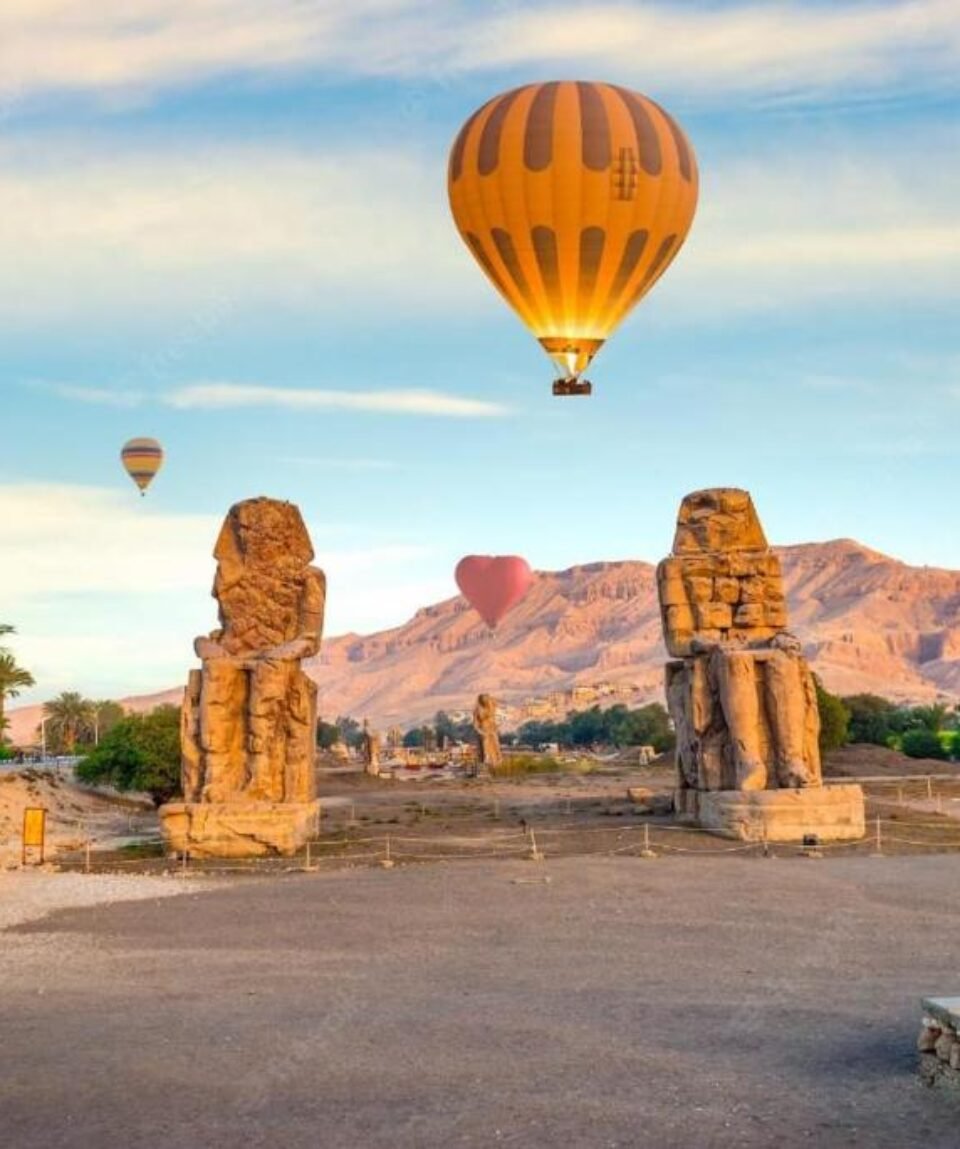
[305,540,960,726]
[9,539,960,741]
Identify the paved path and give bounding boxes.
[2,855,959,1148]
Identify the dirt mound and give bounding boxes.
[824,743,958,778]
[0,769,153,868]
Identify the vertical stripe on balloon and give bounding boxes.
[523,82,559,172]
[656,105,693,182]
[577,82,612,171]
[449,106,484,182]
[613,87,662,176]
[578,227,606,313]
[633,234,678,302]
[465,232,511,298]
[478,88,523,176]
[532,226,561,313]
[607,229,649,305]
[491,228,536,311]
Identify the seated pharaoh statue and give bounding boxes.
[658,489,864,842]
[160,497,325,858]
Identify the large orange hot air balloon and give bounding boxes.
[448,81,698,395]
[121,437,164,496]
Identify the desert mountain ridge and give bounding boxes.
[8,537,960,744]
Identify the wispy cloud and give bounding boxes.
[2,1,958,105]
[165,382,509,418]
[2,128,958,331]
[37,377,509,419]
[32,382,145,407]
[0,481,442,700]
[0,141,462,326]
[658,135,960,317]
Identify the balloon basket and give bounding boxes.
[552,378,592,396]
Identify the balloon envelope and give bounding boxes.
[448,81,698,389]
[455,555,534,629]
[121,437,164,495]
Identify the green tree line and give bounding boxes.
[815,680,960,760]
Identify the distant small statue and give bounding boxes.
[386,726,404,752]
[361,719,382,775]
[473,693,502,770]
[161,497,325,857]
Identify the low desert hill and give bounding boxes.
[9,538,960,740]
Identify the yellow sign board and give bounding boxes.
[22,807,46,864]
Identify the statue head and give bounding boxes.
[672,488,768,555]
[212,497,317,654]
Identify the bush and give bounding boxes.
[901,727,948,761]
[815,678,850,753]
[76,705,181,805]
[516,703,675,752]
[316,721,341,749]
[842,693,899,745]
[489,753,563,778]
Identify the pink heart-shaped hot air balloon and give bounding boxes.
[455,555,534,629]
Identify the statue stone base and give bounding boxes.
[160,800,320,859]
[675,786,865,843]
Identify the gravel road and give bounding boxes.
[2,855,959,1148]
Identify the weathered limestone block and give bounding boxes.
[658,488,864,843]
[715,577,741,604]
[695,602,733,630]
[160,497,325,858]
[919,999,960,1088]
[734,603,764,628]
[674,786,866,842]
[161,802,320,858]
[935,1028,957,1063]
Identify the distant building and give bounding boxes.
[570,686,599,706]
[523,697,554,720]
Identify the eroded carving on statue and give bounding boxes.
[161,497,324,857]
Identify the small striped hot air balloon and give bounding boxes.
[120,437,164,496]
[448,81,699,395]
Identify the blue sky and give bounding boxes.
[2,0,959,704]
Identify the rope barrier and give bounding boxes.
[53,797,960,876]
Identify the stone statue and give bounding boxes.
[386,726,404,753]
[658,489,864,841]
[473,693,502,770]
[160,497,324,857]
[361,719,382,775]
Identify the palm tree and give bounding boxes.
[913,703,950,734]
[92,699,125,743]
[43,692,95,755]
[0,651,36,734]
